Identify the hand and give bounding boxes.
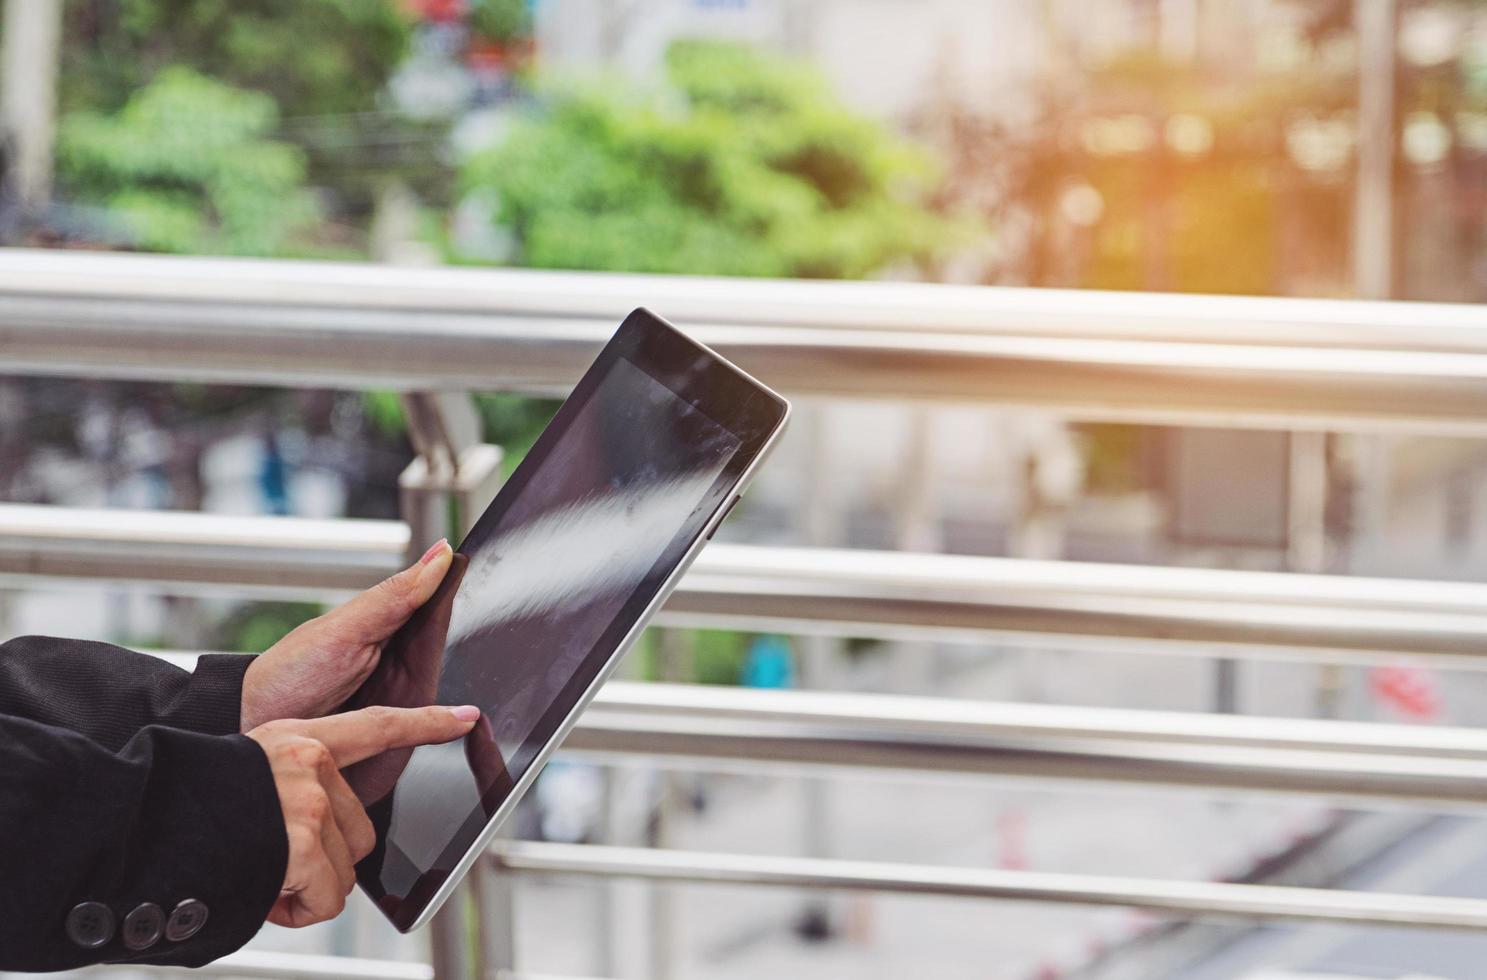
[241,540,455,732]
[343,552,470,805]
[246,703,481,928]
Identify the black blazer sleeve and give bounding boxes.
[0,635,252,750]
[0,713,288,971]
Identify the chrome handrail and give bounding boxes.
[0,502,405,593]
[590,682,1487,759]
[571,703,1487,809]
[16,503,1487,665]
[3,249,1487,430]
[114,950,434,980]
[489,841,1487,932]
[133,663,1487,807]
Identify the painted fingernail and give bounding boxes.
[448,705,481,722]
[419,538,449,565]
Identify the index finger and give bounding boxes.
[302,704,482,767]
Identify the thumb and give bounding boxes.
[331,539,454,641]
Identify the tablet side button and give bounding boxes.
[706,495,742,540]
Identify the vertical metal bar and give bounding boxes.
[1289,432,1329,575]
[645,629,689,979]
[453,444,505,539]
[0,0,63,215]
[399,465,448,563]
[1213,657,1239,715]
[890,408,940,695]
[472,851,518,980]
[796,403,839,940]
[1354,0,1397,301]
[428,886,472,980]
[603,765,651,979]
[592,766,618,976]
[1289,430,1337,718]
[1352,434,1393,572]
[1347,0,1394,724]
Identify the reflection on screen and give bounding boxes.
[376,356,740,882]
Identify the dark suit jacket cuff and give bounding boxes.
[107,730,289,968]
[160,732,288,966]
[175,654,254,736]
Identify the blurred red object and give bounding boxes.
[465,37,535,74]
[406,0,466,23]
[1370,664,1441,720]
[998,808,1028,870]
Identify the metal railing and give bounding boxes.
[130,951,436,980]
[142,650,1487,805]
[4,248,1487,431]
[9,501,1487,666]
[488,841,1487,932]
[5,249,1487,979]
[119,658,1487,809]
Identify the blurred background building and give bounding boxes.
[2,1,1487,978]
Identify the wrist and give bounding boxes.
[175,654,256,736]
[239,657,266,734]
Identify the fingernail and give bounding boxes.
[419,539,449,565]
[448,705,481,722]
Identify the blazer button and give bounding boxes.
[121,902,165,951]
[64,902,115,948]
[164,898,209,942]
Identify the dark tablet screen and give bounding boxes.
[351,309,786,929]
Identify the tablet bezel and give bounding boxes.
[365,307,790,932]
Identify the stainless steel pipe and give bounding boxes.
[12,504,1487,665]
[489,841,1487,931]
[4,249,1487,430]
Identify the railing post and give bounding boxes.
[644,629,691,978]
[1289,430,1336,719]
[428,885,474,980]
[593,765,618,975]
[398,390,505,979]
[795,403,841,941]
[472,848,518,980]
[0,0,63,219]
[398,392,503,556]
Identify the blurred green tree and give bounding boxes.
[470,0,533,45]
[62,0,410,120]
[57,67,318,255]
[460,41,959,278]
[61,0,420,236]
[215,601,326,654]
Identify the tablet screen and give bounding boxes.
[352,314,781,927]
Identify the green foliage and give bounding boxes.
[475,393,560,446]
[215,601,324,654]
[62,0,418,233]
[470,0,533,44]
[630,628,751,685]
[57,67,318,255]
[1076,423,1146,495]
[691,629,750,686]
[361,391,408,440]
[62,0,411,120]
[461,41,957,278]
[632,628,661,682]
[476,394,560,479]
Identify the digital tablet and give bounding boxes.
[347,308,790,932]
